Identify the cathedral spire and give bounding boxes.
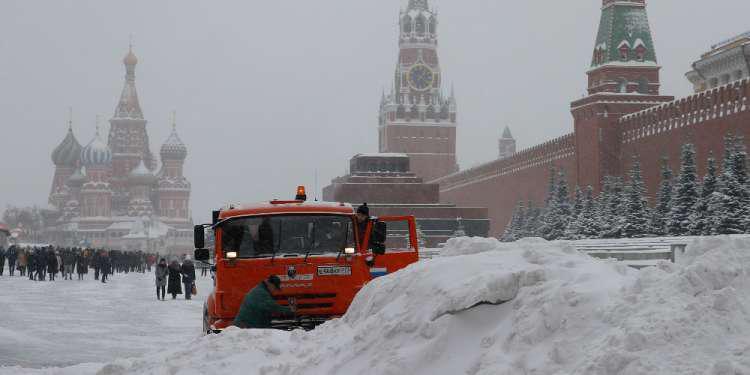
[114,44,144,120]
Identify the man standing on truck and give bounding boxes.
[233,275,296,329]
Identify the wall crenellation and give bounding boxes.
[620,79,750,144]
[436,133,575,191]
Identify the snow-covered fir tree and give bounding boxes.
[598,176,625,238]
[501,202,526,242]
[572,187,584,218]
[540,169,572,240]
[689,152,717,235]
[710,137,747,234]
[522,200,542,238]
[667,144,699,236]
[651,157,672,236]
[565,185,600,239]
[621,157,651,238]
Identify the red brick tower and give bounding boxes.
[157,117,191,225]
[379,0,458,182]
[49,112,82,210]
[107,45,157,216]
[571,0,673,190]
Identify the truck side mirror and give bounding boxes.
[194,248,210,262]
[194,225,205,249]
[371,221,387,255]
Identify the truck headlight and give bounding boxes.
[344,247,355,255]
[226,251,238,259]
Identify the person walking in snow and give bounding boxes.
[47,249,59,281]
[0,246,6,276]
[17,248,27,277]
[155,258,168,301]
[99,251,111,283]
[181,257,196,300]
[75,250,88,280]
[63,249,75,280]
[167,260,182,299]
[233,275,296,329]
[7,245,17,276]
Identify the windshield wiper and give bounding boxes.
[271,221,282,265]
[336,223,350,262]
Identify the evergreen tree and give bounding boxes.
[501,201,526,242]
[651,157,673,236]
[572,187,584,218]
[540,169,572,240]
[621,157,651,238]
[565,185,600,239]
[599,176,625,238]
[522,200,542,238]
[711,139,746,234]
[667,144,699,236]
[689,153,717,235]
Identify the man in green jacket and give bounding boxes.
[234,275,296,329]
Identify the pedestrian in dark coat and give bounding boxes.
[47,250,59,281]
[7,246,17,276]
[155,259,168,300]
[167,260,182,299]
[0,247,6,276]
[181,258,196,300]
[100,252,111,283]
[234,276,295,329]
[75,251,88,280]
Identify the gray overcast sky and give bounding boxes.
[1,0,748,223]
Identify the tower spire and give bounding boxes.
[408,0,429,11]
[114,44,144,119]
[586,0,660,95]
[67,107,73,130]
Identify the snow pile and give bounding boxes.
[6,236,750,375]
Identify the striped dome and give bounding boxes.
[81,130,112,167]
[160,127,187,160]
[51,127,82,167]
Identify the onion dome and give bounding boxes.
[66,167,87,187]
[81,128,112,167]
[160,123,187,161]
[51,126,82,167]
[123,46,138,66]
[129,159,157,184]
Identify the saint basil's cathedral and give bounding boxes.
[45,47,193,251]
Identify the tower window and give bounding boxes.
[619,46,629,61]
[635,45,646,62]
[637,78,649,94]
[429,17,437,34]
[402,16,412,33]
[415,15,426,35]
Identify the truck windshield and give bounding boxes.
[220,215,355,258]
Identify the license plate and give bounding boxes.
[317,266,352,276]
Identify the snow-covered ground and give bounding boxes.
[0,270,212,370]
[3,236,750,374]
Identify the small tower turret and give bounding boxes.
[498,126,516,160]
[157,114,191,223]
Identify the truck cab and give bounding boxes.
[194,187,419,332]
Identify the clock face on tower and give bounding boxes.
[408,64,434,91]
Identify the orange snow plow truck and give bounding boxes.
[193,186,420,333]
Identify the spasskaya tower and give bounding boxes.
[378,0,458,182]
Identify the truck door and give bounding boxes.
[364,216,419,279]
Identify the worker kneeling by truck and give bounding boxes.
[234,275,297,329]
